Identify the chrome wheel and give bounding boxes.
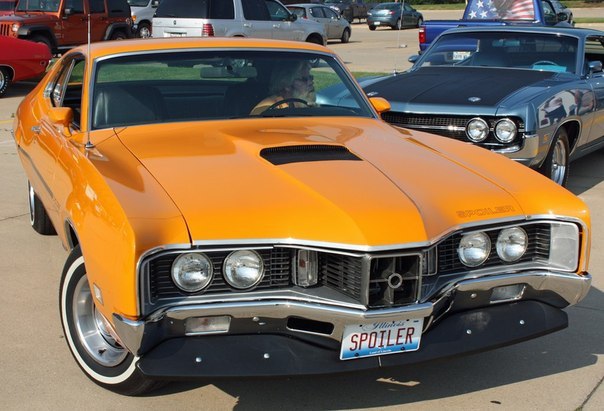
[28,181,35,226]
[138,23,151,39]
[72,274,128,367]
[550,137,568,185]
[0,67,9,97]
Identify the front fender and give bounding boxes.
[103,22,133,40]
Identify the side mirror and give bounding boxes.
[369,97,391,115]
[288,13,298,22]
[557,12,568,22]
[152,0,159,7]
[408,54,419,64]
[48,107,73,136]
[589,60,603,74]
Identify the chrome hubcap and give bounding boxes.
[28,182,35,225]
[139,26,151,38]
[73,274,127,367]
[551,138,568,185]
[0,70,5,88]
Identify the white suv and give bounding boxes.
[152,0,326,45]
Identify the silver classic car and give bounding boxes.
[361,27,604,186]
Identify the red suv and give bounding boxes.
[0,0,133,53]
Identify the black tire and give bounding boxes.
[341,28,350,43]
[0,67,10,98]
[368,25,376,31]
[110,30,128,40]
[28,181,56,235]
[29,34,53,54]
[137,22,151,39]
[539,128,570,186]
[60,246,162,395]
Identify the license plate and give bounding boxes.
[374,21,381,25]
[168,32,185,37]
[340,318,423,360]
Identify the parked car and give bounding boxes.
[152,0,326,45]
[0,0,133,54]
[324,0,367,23]
[0,36,51,97]
[419,0,572,53]
[550,0,574,26]
[367,2,423,31]
[13,36,591,395]
[128,0,161,38]
[0,0,16,16]
[360,26,604,186]
[288,3,351,43]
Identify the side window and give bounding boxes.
[242,0,270,21]
[107,0,131,17]
[90,0,105,13]
[65,0,84,13]
[310,7,325,18]
[50,56,85,128]
[323,7,338,19]
[209,0,234,19]
[265,0,289,21]
[541,1,557,25]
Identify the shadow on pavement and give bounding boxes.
[567,149,604,195]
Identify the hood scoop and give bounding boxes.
[260,145,361,165]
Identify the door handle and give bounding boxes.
[243,23,251,27]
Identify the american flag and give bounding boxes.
[466,0,535,20]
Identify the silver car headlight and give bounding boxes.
[496,227,527,262]
[458,232,491,267]
[494,119,517,143]
[466,118,489,142]
[171,253,213,292]
[223,250,265,289]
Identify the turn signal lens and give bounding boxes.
[295,250,318,287]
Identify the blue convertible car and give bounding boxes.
[360,27,604,186]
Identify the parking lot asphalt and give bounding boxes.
[0,11,603,410]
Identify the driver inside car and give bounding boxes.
[250,60,316,115]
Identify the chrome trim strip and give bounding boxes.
[114,270,591,355]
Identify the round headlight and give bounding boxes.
[458,232,491,267]
[496,227,528,262]
[12,23,20,33]
[171,253,213,292]
[494,119,517,143]
[466,118,489,142]
[223,250,264,289]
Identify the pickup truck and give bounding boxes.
[324,0,369,23]
[419,0,573,53]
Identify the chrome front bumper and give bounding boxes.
[113,269,590,357]
[495,133,549,167]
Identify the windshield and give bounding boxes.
[91,50,374,130]
[127,0,149,6]
[0,1,15,11]
[16,0,60,12]
[417,31,579,74]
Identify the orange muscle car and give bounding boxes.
[13,37,591,395]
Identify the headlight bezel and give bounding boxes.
[494,118,517,143]
[457,231,491,267]
[465,117,489,142]
[223,250,265,290]
[171,252,214,293]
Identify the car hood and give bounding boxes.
[1,13,59,23]
[363,67,558,113]
[103,117,568,248]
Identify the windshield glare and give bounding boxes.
[418,32,579,74]
[91,50,374,130]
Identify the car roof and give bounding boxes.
[71,37,332,60]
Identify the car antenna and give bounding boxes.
[394,0,408,74]
[85,13,95,150]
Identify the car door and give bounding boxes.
[61,0,88,45]
[320,6,341,39]
[241,0,273,39]
[264,0,298,41]
[88,0,108,42]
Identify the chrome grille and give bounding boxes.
[437,224,551,274]
[320,253,363,301]
[382,112,525,147]
[0,24,12,37]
